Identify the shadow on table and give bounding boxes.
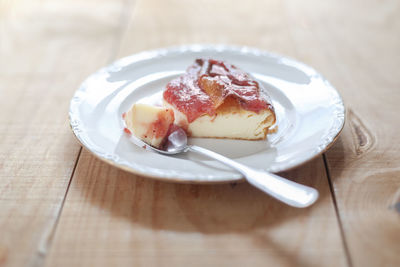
[75,137,346,266]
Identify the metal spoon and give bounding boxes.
[137,128,319,208]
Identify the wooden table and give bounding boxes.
[1,0,399,266]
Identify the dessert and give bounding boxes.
[163,59,276,140]
[123,103,174,148]
[124,58,276,148]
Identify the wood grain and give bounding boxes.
[0,0,128,266]
[45,0,347,266]
[45,152,346,267]
[315,4,400,267]
[278,0,400,265]
[2,0,399,266]
[117,0,300,58]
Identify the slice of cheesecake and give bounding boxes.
[163,59,276,140]
[163,97,275,140]
[124,103,174,148]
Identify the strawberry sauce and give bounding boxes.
[163,59,273,123]
[146,109,175,139]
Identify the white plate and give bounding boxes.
[69,45,345,183]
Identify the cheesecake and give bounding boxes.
[163,59,276,140]
[124,58,276,147]
[123,103,175,148]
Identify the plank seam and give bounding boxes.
[39,1,137,263]
[41,147,82,257]
[323,153,353,267]
[108,0,138,62]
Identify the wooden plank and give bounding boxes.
[276,0,400,265]
[299,1,400,266]
[46,0,347,266]
[0,0,127,266]
[277,0,400,265]
[117,0,299,57]
[46,152,346,267]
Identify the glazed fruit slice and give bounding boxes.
[163,59,276,140]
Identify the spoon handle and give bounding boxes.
[188,145,319,208]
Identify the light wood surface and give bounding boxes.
[0,0,129,266]
[45,154,346,267]
[1,0,399,266]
